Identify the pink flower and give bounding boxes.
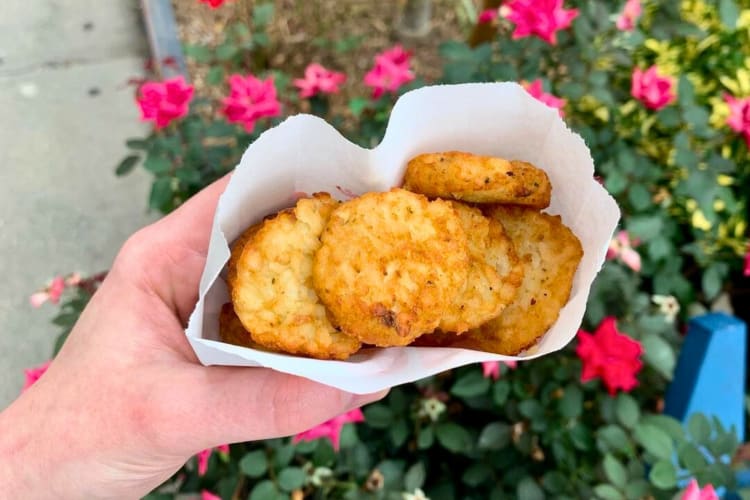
[724,94,750,148]
[222,74,281,133]
[482,360,518,380]
[201,491,222,500]
[631,66,676,111]
[294,63,347,99]
[22,360,51,392]
[65,272,82,287]
[616,0,642,31]
[29,275,67,308]
[744,244,750,276]
[681,479,718,500]
[364,45,415,99]
[136,76,194,129]
[199,0,229,7]
[607,230,642,272]
[502,0,579,45]
[195,444,230,476]
[29,292,49,308]
[523,79,566,116]
[478,8,499,24]
[48,276,65,304]
[576,317,643,396]
[293,408,365,450]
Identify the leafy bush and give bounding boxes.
[63,0,750,497]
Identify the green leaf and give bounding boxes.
[493,380,510,406]
[126,138,149,150]
[249,479,282,500]
[278,467,306,491]
[628,184,652,211]
[390,419,409,448]
[451,370,491,398]
[593,484,623,500]
[239,450,267,477]
[478,422,511,450]
[640,415,684,441]
[148,177,173,212]
[719,0,739,28]
[559,385,583,418]
[348,97,369,117]
[206,66,225,86]
[570,423,595,451]
[649,460,677,489]
[253,3,275,27]
[597,425,631,454]
[634,423,674,460]
[623,479,650,500]
[215,42,239,61]
[688,413,712,445]
[363,404,393,428]
[462,462,493,487]
[627,215,663,240]
[274,443,295,468]
[678,441,708,471]
[642,334,676,380]
[701,264,726,301]
[435,422,472,453]
[377,459,406,490]
[541,471,568,494]
[603,454,628,488]
[616,394,640,429]
[417,426,434,449]
[184,43,212,63]
[517,476,545,500]
[404,462,426,491]
[143,155,171,175]
[518,400,544,420]
[115,155,139,176]
[175,167,202,186]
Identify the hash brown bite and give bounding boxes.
[438,202,523,333]
[231,193,361,360]
[442,206,582,355]
[218,302,265,349]
[403,151,552,208]
[313,188,470,347]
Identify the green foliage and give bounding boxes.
[100,0,750,497]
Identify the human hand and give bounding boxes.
[0,176,386,499]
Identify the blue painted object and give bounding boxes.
[664,313,746,441]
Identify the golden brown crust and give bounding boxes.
[313,188,470,347]
[231,193,361,360]
[403,151,552,208]
[420,207,582,355]
[438,202,523,333]
[218,302,265,349]
[227,222,262,292]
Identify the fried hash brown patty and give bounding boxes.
[403,151,552,208]
[438,202,524,333]
[423,207,582,354]
[227,222,262,289]
[230,193,361,359]
[313,188,470,346]
[218,302,264,349]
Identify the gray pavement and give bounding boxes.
[0,0,157,407]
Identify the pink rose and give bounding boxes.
[136,76,194,129]
[681,479,718,500]
[724,93,750,148]
[502,0,579,45]
[616,0,642,31]
[607,230,641,272]
[294,63,347,99]
[364,45,415,99]
[222,74,281,133]
[293,408,364,450]
[478,8,499,24]
[631,66,676,111]
[22,360,52,392]
[523,79,566,116]
[481,360,518,380]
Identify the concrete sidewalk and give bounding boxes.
[0,0,157,407]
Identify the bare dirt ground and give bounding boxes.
[172,0,478,110]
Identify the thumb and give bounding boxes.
[173,365,387,452]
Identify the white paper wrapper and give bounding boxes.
[185,82,620,394]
